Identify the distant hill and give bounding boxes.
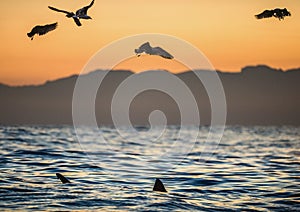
[0,65,299,125]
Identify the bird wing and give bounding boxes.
[48,6,73,16]
[37,22,58,35]
[27,22,57,39]
[140,42,152,53]
[76,0,95,16]
[134,42,151,54]
[87,0,95,9]
[152,47,174,59]
[73,17,82,26]
[255,9,274,19]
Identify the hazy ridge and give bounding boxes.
[0,65,299,125]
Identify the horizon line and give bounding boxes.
[1,64,299,87]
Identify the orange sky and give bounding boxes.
[0,0,300,85]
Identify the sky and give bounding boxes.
[0,0,300,85]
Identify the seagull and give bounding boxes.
[255,8,291,20]
[135,42,174,59]
[27,22,58,40]
[48,0,95,27]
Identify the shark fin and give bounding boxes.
[153,178,167,192]
[56,173,71,184]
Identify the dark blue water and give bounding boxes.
[0,126,299,211]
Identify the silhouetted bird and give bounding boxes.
[56,173,71,184]
[48,0,95,27]
[255,8,291,20]
[135,42,174,59]
[27,22,58,40]
[153,178,167,192]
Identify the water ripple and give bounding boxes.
[0,125,299,211]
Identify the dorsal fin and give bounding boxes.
[153,178,167,192]
[56,173,70,184]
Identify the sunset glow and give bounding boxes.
[1,0,299,85]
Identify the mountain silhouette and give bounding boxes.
[0,65,299,125]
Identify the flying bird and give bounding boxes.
[48,0,95,26]
[255,8,291,20]
[135,42,174,59]
[27,22,58,40]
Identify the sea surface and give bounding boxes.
[0,125,299,211]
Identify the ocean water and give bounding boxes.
[0,125,299,211]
